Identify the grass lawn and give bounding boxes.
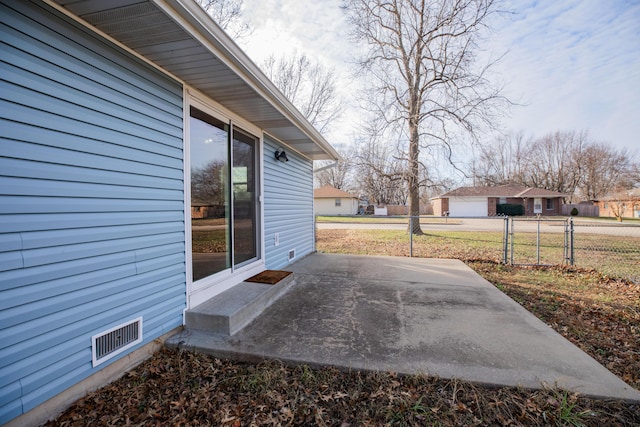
[316,215,463,225]
[317,228,505,261]
[46,229,640,426]
[317,227,640,282]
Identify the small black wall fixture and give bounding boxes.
[275,148,289,163]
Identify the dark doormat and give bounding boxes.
[245,270,292,285]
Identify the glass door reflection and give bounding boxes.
[232,128,258,266]
[189,108,230,281]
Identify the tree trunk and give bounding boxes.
[408,122,423,235]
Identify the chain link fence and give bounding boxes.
[571,220,640,282]
[316,216,640,283]
[505,217,572,267]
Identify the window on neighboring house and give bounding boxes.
[335,199,341,207]
[546,199,554,210]
[499,197,507,204]
[604,203,608,209]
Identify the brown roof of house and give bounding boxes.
[517,187,570,197]
[437,185,568,198]
[313,185,358,199]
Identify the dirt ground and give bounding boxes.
[45,348,639,426]
[45,230,640,426]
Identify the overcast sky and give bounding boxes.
[238,0,640,155]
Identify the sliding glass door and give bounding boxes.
[232,129,258,266]
[189,107,259,282]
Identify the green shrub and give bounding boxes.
[571,207,579,216]
[497,203,524,216]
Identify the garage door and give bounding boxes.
[448,197,488,217]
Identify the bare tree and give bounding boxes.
[577,143,634,201]
[630,162,640,185]
[471,131,528,186]
[191,161,227,206]
[344,0,508,234]
[418,165,457,214]
[262,53,343,135]
[518,130,640,202]
[353,135,408,206]
[196,0,252,41]
[608,200,626,222]
[198,2,342,135]
[519,130,587,200]
[315,147,354,190]
[607,189,640,222]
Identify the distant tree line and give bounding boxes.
[315,138,453,209]
[470,130,639,202]
[316,129,639,210]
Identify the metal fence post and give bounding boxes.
[563,219,569,264]
[503,216,509,264]
[536,217,541,265]
[510,217,515,265]
[569,217,575,266]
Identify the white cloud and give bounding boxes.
[242,0,350,67]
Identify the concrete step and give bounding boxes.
[185,273,295,335]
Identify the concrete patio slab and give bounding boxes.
[167,253,640,402]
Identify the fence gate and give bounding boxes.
[504,217,574,267]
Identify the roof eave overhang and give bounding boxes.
[48,0,339,161]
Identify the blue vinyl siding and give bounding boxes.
[0,1,186,423]
[263,136,315,269]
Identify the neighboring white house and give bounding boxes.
[0,1,338,425]
[314,186,359,215]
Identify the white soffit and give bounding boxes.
[49,0,339,161]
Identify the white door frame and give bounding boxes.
[184,89,266,309]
